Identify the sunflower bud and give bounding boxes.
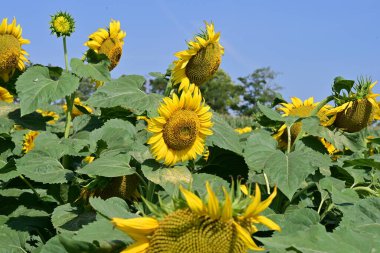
[50,12,75,37]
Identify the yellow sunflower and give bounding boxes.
[0,86,13,103]
[112,181,280,253]
[0,18,30,83]
[146,84,213,166]
[235,126,252,135]
[84,19,126,70]
[273,97,335,144]
[50,12,75,37]
[62,97,92,118]
[36,109,59,124]
[331,81,380,132]
[172,22,224,91]
[22,130,39,153]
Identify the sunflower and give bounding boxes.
[331,81,380,132]
[50,12,75,37]
[84,20,126,70]
[0,18,30,83]
[62,97,92,118]
[0,86,13,103]
[22,130,39,153]
[146,84,213,166]
[235,126,252,135]
[172,22,224,91]
[36,109,59,124]
[320,138,338,155]
[112,181,280,253]
[273,97,335,144]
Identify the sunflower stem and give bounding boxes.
[353,186,379,196]
[310,95,334,117]
[263,172,271,194]
[317,193,328,214]
[62,36,75,169]
[19,175,41,201]
[287,125,292,153]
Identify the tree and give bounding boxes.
[236,67,281,116]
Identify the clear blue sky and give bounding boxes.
[2,0,379,101]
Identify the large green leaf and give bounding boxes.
[0,225,29,253]
[70,58,111,82]
[141,161,192,193]
[87,75,163,116]
[207,113,242,155]
[244,131,331,199]
[51,204,95,233]
[16,151,73,184]
[40,236,68,253]
[89,197,134,219]
[16,66,80,116]
[77,154,136,177]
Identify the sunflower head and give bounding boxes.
[84,20,126,70]
[0,18,30,83]
[331,79,380,132]
[36,109,59,124]
[146,84,213,166]
[274,97,335,143]
[172,22,224,91]
[0,86,13,103]
[62,97,92,118]
[22,130,39,153]
[112,181,280,253]
[235,126,252,135]
[49,12,75,37]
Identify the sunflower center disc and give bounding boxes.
[53,16,70,33]
[185,42,221,85]
[0,35,21,72]
[147,209,246,253]
[163,110,200,150]
[334,99,374,132]
[99,38,122,70]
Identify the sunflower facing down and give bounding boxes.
[172,22,224,91]
[330,81,380,132]
[112,181,280,253]
[146,84,213,166]
[273,97,335,144]
[0,18,30,83]
[36,109,59,124]
[84,20,126,70]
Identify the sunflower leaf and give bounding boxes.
[16,66,80,116]
[70,58,111,82]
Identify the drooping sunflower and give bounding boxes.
[84,20,126,70]
[0,86,13,103]
[36,109,59,124]
[172,22,224,91]
[0,18,30,83]
[330,80,380,132]
[235,126,252,135]
[112,181,280,253]
[273,97,335,144]
[62,97,93,118]
[22,130,39,153]
[146,84,213,166]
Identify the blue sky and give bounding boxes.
[1,0,379,101]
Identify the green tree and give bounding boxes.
[237,67,281,116]
[199,69,243,114]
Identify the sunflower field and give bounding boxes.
[0,13,379,253]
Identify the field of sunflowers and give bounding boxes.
[0,12,379,253]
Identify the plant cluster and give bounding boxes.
[0,13,379,253]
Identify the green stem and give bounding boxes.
[19,175,41,201]
[263,172,270,194]
[164,80,173,96]
[353,186,379,196]
[63,36,69,71]
[317,193,328,214]
[310,95,334,116]
[320,203,334,221]
[287,125,292,153]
